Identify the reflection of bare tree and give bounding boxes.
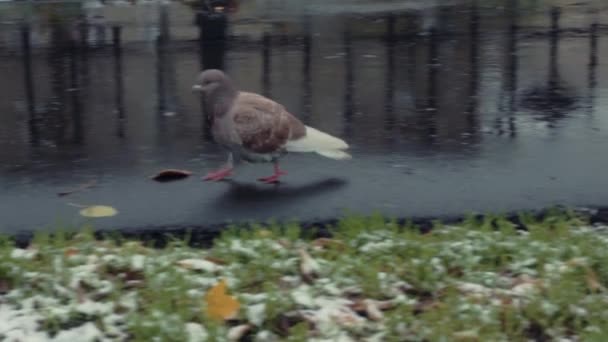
[156,4,177,119]
[384,13,396,134]
[300,14,312,120]
[417,26,438,147]
[262,33,271,98]
[196,6,228,139]
[154,3,180,149]
[587,22,598,115]
[36,22,71,146]
[520,7,578,128]
[113,26,126,138]
[466,0,479,132]
[68,35,83,144]
[497,0,518,137]
[21,25,38,146]
[199,39,226,139]
[343,28,354,124]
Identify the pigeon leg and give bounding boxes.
[203,153,234,181]
[258,162,288,184]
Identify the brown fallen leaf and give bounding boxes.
[64,247,79,257]
[204,279,240,321]
[312,238,346,250]
[177,259,223,272]
[124,280,145,289]
[151,169,192,182]
[0,278,12,294]
[227,324,252,341]
[277,239,291,249]
[58,180,97,197]
[204,256,229,266]
[364,299,384,321]
[76,284,87,304]
[413,298,442,314]
[585,268,606,292]
[453,329,479,341]
[299,249,320,283]
[349,299,395,315]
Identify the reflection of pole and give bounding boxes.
[156,4,171,117]
[385,13,396,130]
[49,23,68,143]
[549,7,560,88]
[197,10,228,141]
[69,37,83,144]
[587,22,598,114]
[546,6,561,128]
[113,26,125,138]
[301,15,312,120]
[466,0,479,128]
[21,24,38,145]
[502,0,518,137]
[78,20,89,85]
[262,33,271,98]
[159,3,170,47]
[386,13,396,43]
[426,28,438,112]
[156,35,166,116]
[343,28,354,123]
[425,27,438,142]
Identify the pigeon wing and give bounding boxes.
[232,93,305,154]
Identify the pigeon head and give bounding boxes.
[192,69,238,117]
[192,69,233,95]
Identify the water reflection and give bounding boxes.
[112,26,126,138]
[68,35,83,144]
[3,1,607,175]
[20,24,38,145]
[497,0,518,137]
[520,7,578,127]
[301,14,312,120]
[587,21,598,114]
[342,28,354,126]
[196,7,229,138]
[262,32,271,98]
[384,13,396,145]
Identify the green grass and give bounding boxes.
[1,210,608,341]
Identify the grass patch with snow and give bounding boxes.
[1,210,608,341]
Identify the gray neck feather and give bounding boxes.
[204,82,238,118]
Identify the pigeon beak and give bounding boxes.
[192,84,203,92]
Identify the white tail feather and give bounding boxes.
[285,126,351,160]
[286,126,348,152]
[316,150,352,160]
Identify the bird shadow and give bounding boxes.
[210,177,348,209]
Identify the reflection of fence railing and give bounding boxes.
[3,1,607,50]
[5,3,606,149]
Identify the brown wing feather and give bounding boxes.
[233,93,305,154]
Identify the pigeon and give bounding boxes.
[192,69,351,183]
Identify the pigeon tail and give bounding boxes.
[315,149,352,160]
[285,126,351,160]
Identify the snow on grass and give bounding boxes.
[1,211,608,340]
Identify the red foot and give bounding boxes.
[258,170,287,184]
[202,168,233,181]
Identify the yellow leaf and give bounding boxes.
[79,205,118,218]
[255,229,272,238]
[586,269,605,292]
[204,279,240,321]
